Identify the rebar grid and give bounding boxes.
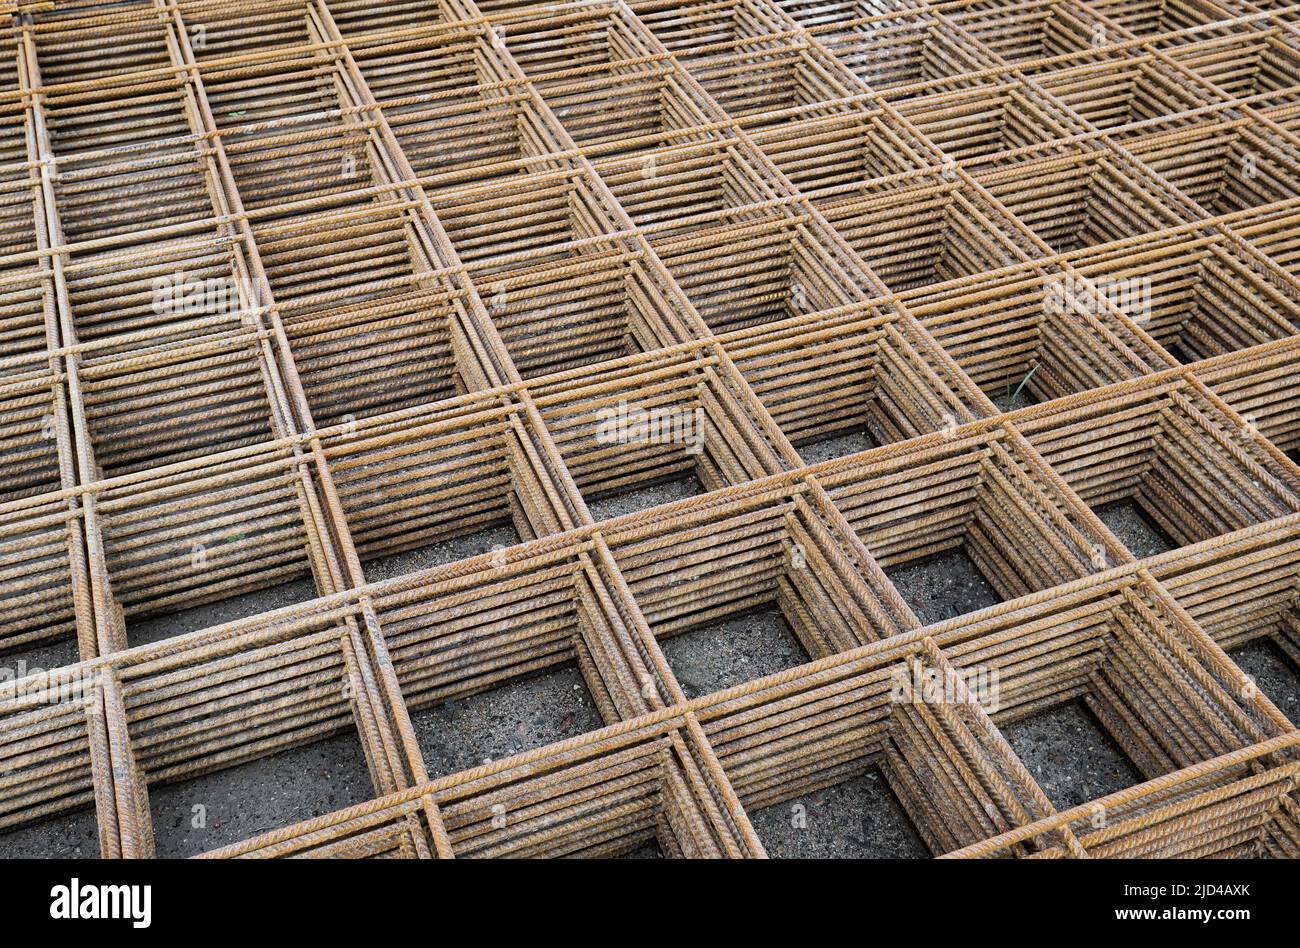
[0,0,1297,860]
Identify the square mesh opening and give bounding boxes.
[749,763,930,858]
[411,664,604,778]
[1001,698,1144,809]
[660,605,810,698]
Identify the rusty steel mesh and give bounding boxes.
[0,0,1298,859]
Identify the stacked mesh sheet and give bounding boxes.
[0,0,1299,858]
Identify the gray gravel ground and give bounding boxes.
[1000,699,1143,809]
[363,524,520,582]
[1229,638,1300,721]
[149,730,374,858]
[750,767,930,858]
[586,474,703,521]
[619,840,664,858]
[1095,500,1175,558]
[885,549,1002,625]
[659,607,809,698]
[0,803,100,859]
[128,575,317,648]
[796,428,878,465]
[0,635,81,679]
[411,665,604,778]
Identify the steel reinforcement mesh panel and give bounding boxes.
[0,0,1298,859]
